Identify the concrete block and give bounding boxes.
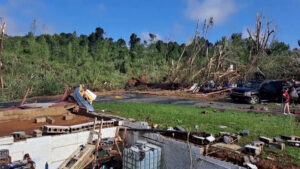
[167,127,175,131]
[191,134,205,144]
[46,116,55,124]
[223,136,233,144]
[244,145,261,156]
[273,137,283,143]
[12,131,26,140]
[206,135,215,142]
[281,135,295,141]
[174,126,185,132]
[212,143,241,151]
[219,132,240,142]
[269,142,285,150]
[295,136,300,141]
[286,140,300,147]
[259,136,273,144]
[63,114,73,121]
[242,130,249,137]
[33,129,42,137]
[35,117,46,123]
[0,149,9,159]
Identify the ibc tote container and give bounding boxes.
[123,143,161,169]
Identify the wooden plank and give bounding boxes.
[92,119,103,169]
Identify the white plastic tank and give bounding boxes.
[123,143,161,169]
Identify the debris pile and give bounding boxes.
[125,73,148,90]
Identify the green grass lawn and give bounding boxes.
[94,102,300,165]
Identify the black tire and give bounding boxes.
[248,95,259,104]
[231,97,239,102]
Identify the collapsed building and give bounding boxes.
[0,87,299,169]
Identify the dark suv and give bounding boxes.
[230,80,291,104]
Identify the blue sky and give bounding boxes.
[0,0,299,48]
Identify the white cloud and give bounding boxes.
[185,0,237,24]
[140,32,163,44]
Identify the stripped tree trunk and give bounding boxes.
[0,23,6,93]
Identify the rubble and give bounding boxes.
[223,136,233,144]
[259,136,273,144]
[189,83,199,93]
[33,129,42,137]
[244,145,262,156]
[242,129,249,137]
[269,142,285,150]
[0,84,299,168]
[12,131,26,140]
[273,137,283,143]
[219,132,241,142]
[35,117,46,123]
[211,143,241,151]
[46,116,55,124]
[174,126,185,132]
[286,140,300,147]
[191,135,205,144]
[249,155,257,163]
[243,155,250,164]
[205,135,216,143]
[280,135,295,141]
[63,114,73,120]
[246,163,258,169]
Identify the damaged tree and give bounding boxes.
[0,22,6,93]
[168,17,214,85]
[244,12,276,79]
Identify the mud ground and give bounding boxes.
[1,90,299,114]
[0,114,93,137]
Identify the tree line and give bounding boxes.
[1,15,299,101]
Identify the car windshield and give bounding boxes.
[244,81,261,89]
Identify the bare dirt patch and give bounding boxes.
[0,114,93,137]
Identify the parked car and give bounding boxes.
[230,80,291,104]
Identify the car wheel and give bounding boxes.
[231,97,239,102]
[248,95,259,104]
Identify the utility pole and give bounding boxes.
[0,23,6,93]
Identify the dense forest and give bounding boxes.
[0,15,300,101]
